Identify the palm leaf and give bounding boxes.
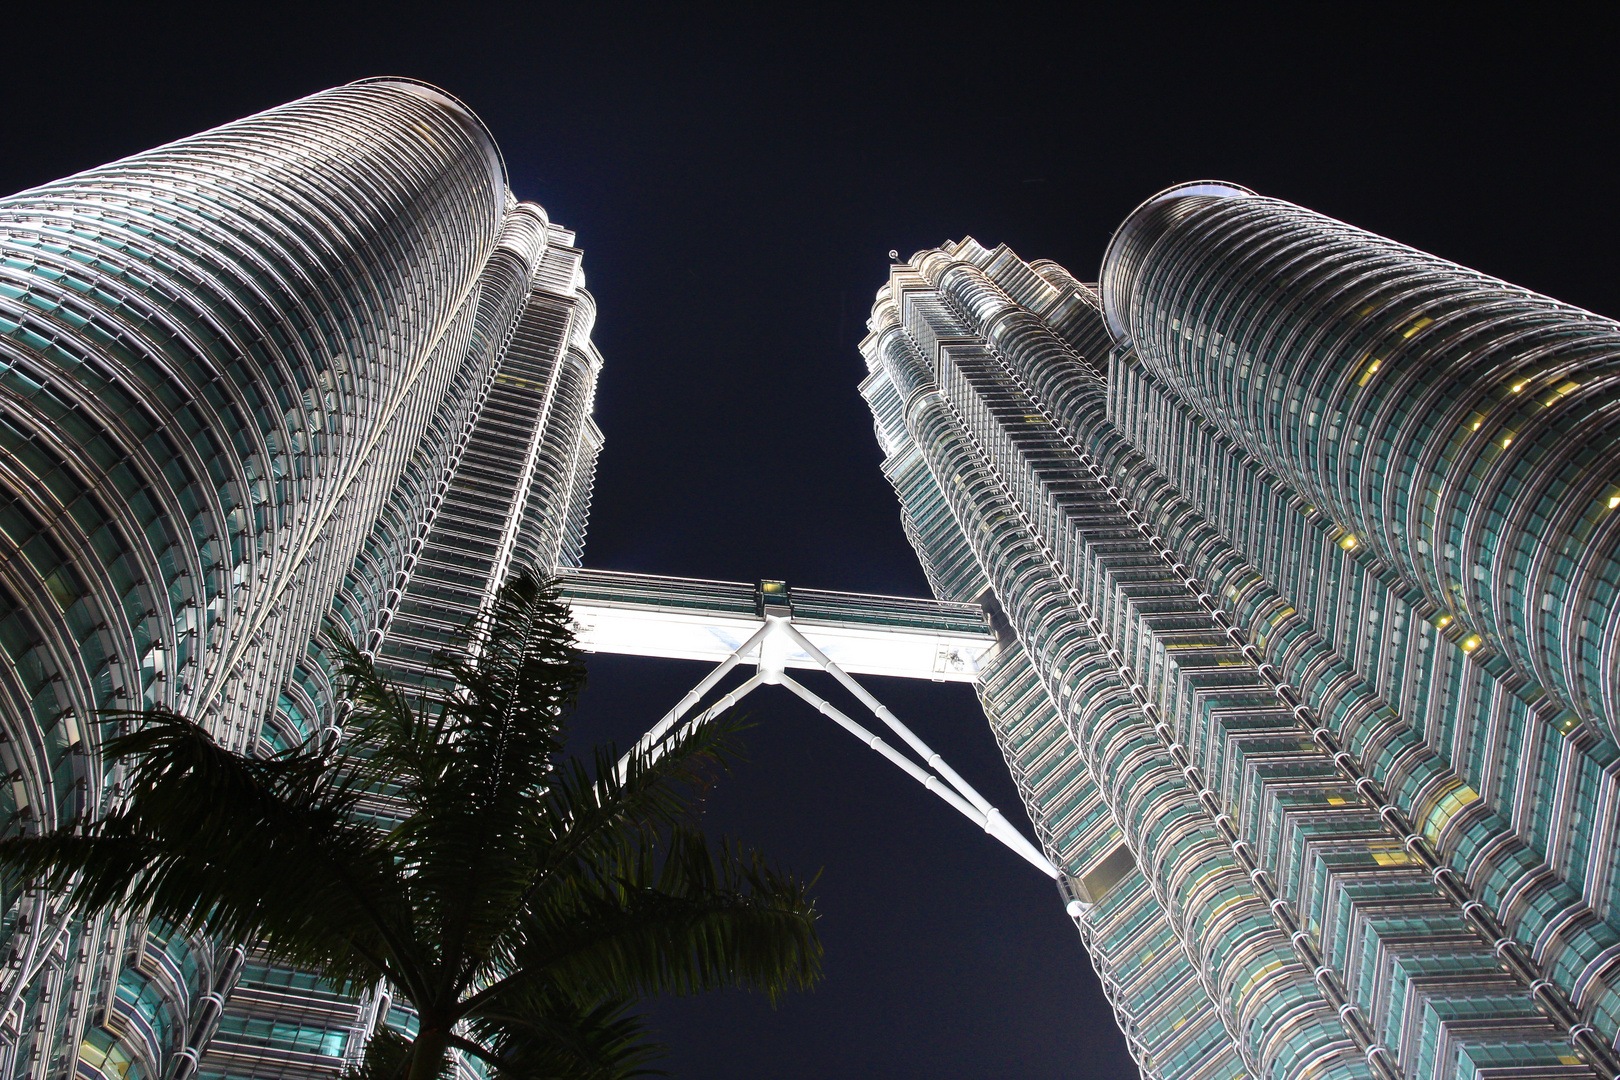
[462,992,665,1080]
[346,1023,413,1080]
[524,828,818,1001]
[0,708,416,994]
[0,571,822,1076]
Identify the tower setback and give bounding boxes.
[859,185,1620,1079]
[0,80,602,1080]
[7,75,1620,1080]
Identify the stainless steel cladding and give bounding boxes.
[0,80,603,1080]
[864,210,1620,1078]
[1102,184,1620,746]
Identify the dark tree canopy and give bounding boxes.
[0,575,821,1080]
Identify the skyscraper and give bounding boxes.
[0,74,1009,1080]
[858,186,1620,1079]
[8,75,1620,1080]
[0,80,602,1080]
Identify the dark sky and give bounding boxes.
[5,5,1616,1078]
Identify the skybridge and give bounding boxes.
[558,568,996,682]
[555,569,1058,879]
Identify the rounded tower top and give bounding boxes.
[1100,181,1254,341]
[353,77,508,197]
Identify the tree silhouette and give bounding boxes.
[0,575,820,1079]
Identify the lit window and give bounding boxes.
[1422,783,1479,843]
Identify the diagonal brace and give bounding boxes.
[615,613,1058,878]
[616,622,771,780]
[777,673,1058,878]
[776,619,998,818]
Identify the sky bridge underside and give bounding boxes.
[557,568,998,682]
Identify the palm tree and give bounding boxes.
[0,574,820,1079]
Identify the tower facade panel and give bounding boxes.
[1102,184,1620,745]
[862,196,1620,1077]
[0,82,603,1080]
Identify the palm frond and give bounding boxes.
[460,826,819,1023]
[528,708,748,900]
[361,577,589,994]
[322,627,440,802]
[0,830,159,909]
[0,708,414,994]
[463,992,666,1080]
[532,827,820,1001]
[438,575,585,737]
[345,1023,415,1080]
[1,571,820,1078]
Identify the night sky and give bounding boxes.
[5,6,1616,1078]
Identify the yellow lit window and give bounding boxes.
[1368,841,1414,866]
[1401,315,1434,339]
[1236,960,1285,998]
[1423,783,1479,843]
[1338,533,1358,550]
[1462,634,1482,651]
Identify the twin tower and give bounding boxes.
[1,81,1617,1080]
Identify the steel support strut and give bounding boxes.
[620,613,1058,878]
[615,621,772,781]
[775,674,1057,877]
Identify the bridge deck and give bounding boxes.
[557,568,997,682]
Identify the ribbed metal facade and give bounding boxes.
[0,81,603,1080]
[1102,183,1620,748]
[9,72,1618,1080]
[861,195,1620,1079]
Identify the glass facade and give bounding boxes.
[6,76,1618,1080]
[860,200,1620,1078]
[0,82,603,1080]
